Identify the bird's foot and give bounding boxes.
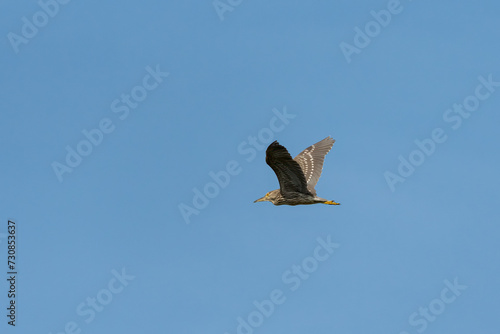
[324,200,340,205]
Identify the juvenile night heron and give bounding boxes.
[254,137,340,206]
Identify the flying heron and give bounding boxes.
[254,137,340,206]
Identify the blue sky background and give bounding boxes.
[1,0,499,333]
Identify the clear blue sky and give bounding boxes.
[1,1,499,333]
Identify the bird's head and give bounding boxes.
[254,190,279,204]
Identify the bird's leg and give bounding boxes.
[324,200,340,205]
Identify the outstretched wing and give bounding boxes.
[266,141,312,197]
[293,136,335,194]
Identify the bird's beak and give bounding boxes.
[254,197,266,203]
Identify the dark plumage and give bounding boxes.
[254,137,340,206]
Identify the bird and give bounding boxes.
[254,136,340,206]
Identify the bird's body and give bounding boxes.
[254,137,340,206]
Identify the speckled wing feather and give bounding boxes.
[293,137,335,195]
